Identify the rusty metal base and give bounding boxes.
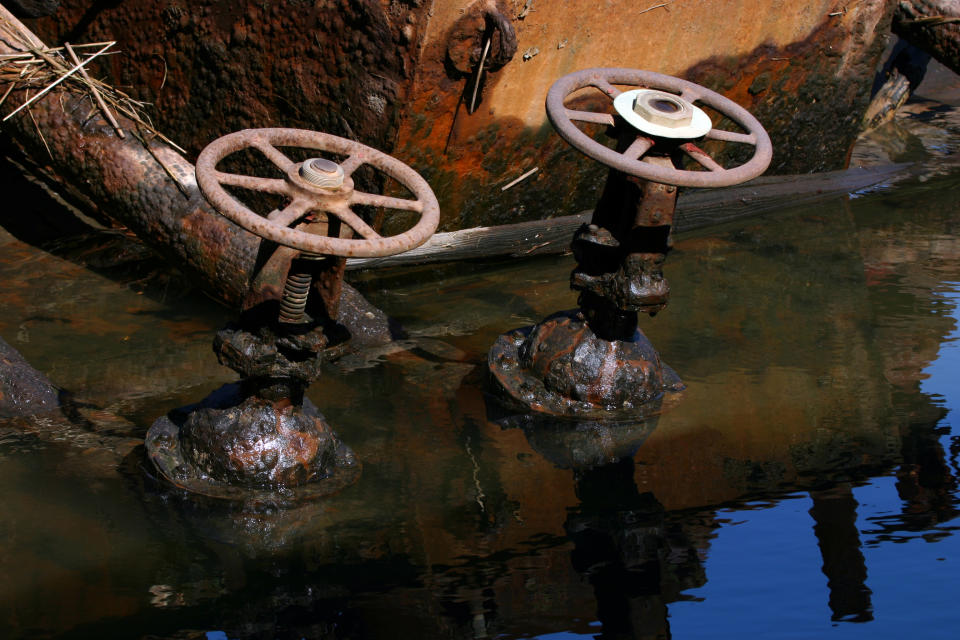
[488,310,684,420]
[145,384,360,501]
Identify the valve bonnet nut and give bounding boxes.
[612,87,712,139]
[300,158,345,189]
[633,90,693,129]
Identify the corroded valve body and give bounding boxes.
[146,128,439,499]
[489,69,772,419]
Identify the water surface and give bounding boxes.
[1,169,958,639]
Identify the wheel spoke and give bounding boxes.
[565,108,615,127]
[623,136,654,160]
[339,153,364,177]
[590,77,622,99]
[706,129,756,145]
[680,142,725,172]
[214,171,292,195]
[350,190,423,213]
[327,204,381,240]
[252,140,295,173]
[267,197,314,227]
[680,87,702,103]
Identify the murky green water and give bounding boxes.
[1,168,959,639]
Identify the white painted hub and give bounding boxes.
[613,89,712,139]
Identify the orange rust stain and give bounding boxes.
[395,0,890,228]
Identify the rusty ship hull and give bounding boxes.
[17,0,894,231]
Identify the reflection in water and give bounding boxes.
[493,405,697,638]
[0,170,959,638]
[809,485,872,622]
[892,414,960,538]
[566,457,693,640]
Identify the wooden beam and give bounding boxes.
[346,164,911,271]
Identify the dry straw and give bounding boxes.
[0,14,185,155]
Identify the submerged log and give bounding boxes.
[345,164,912,271]
[894,0,960,75]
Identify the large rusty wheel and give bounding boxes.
[195,128,440,258]
[546,68,773,188]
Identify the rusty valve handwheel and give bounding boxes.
[546,68,773,188]
[195,128,440,258]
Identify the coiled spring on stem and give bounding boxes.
[278,255,320,325]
